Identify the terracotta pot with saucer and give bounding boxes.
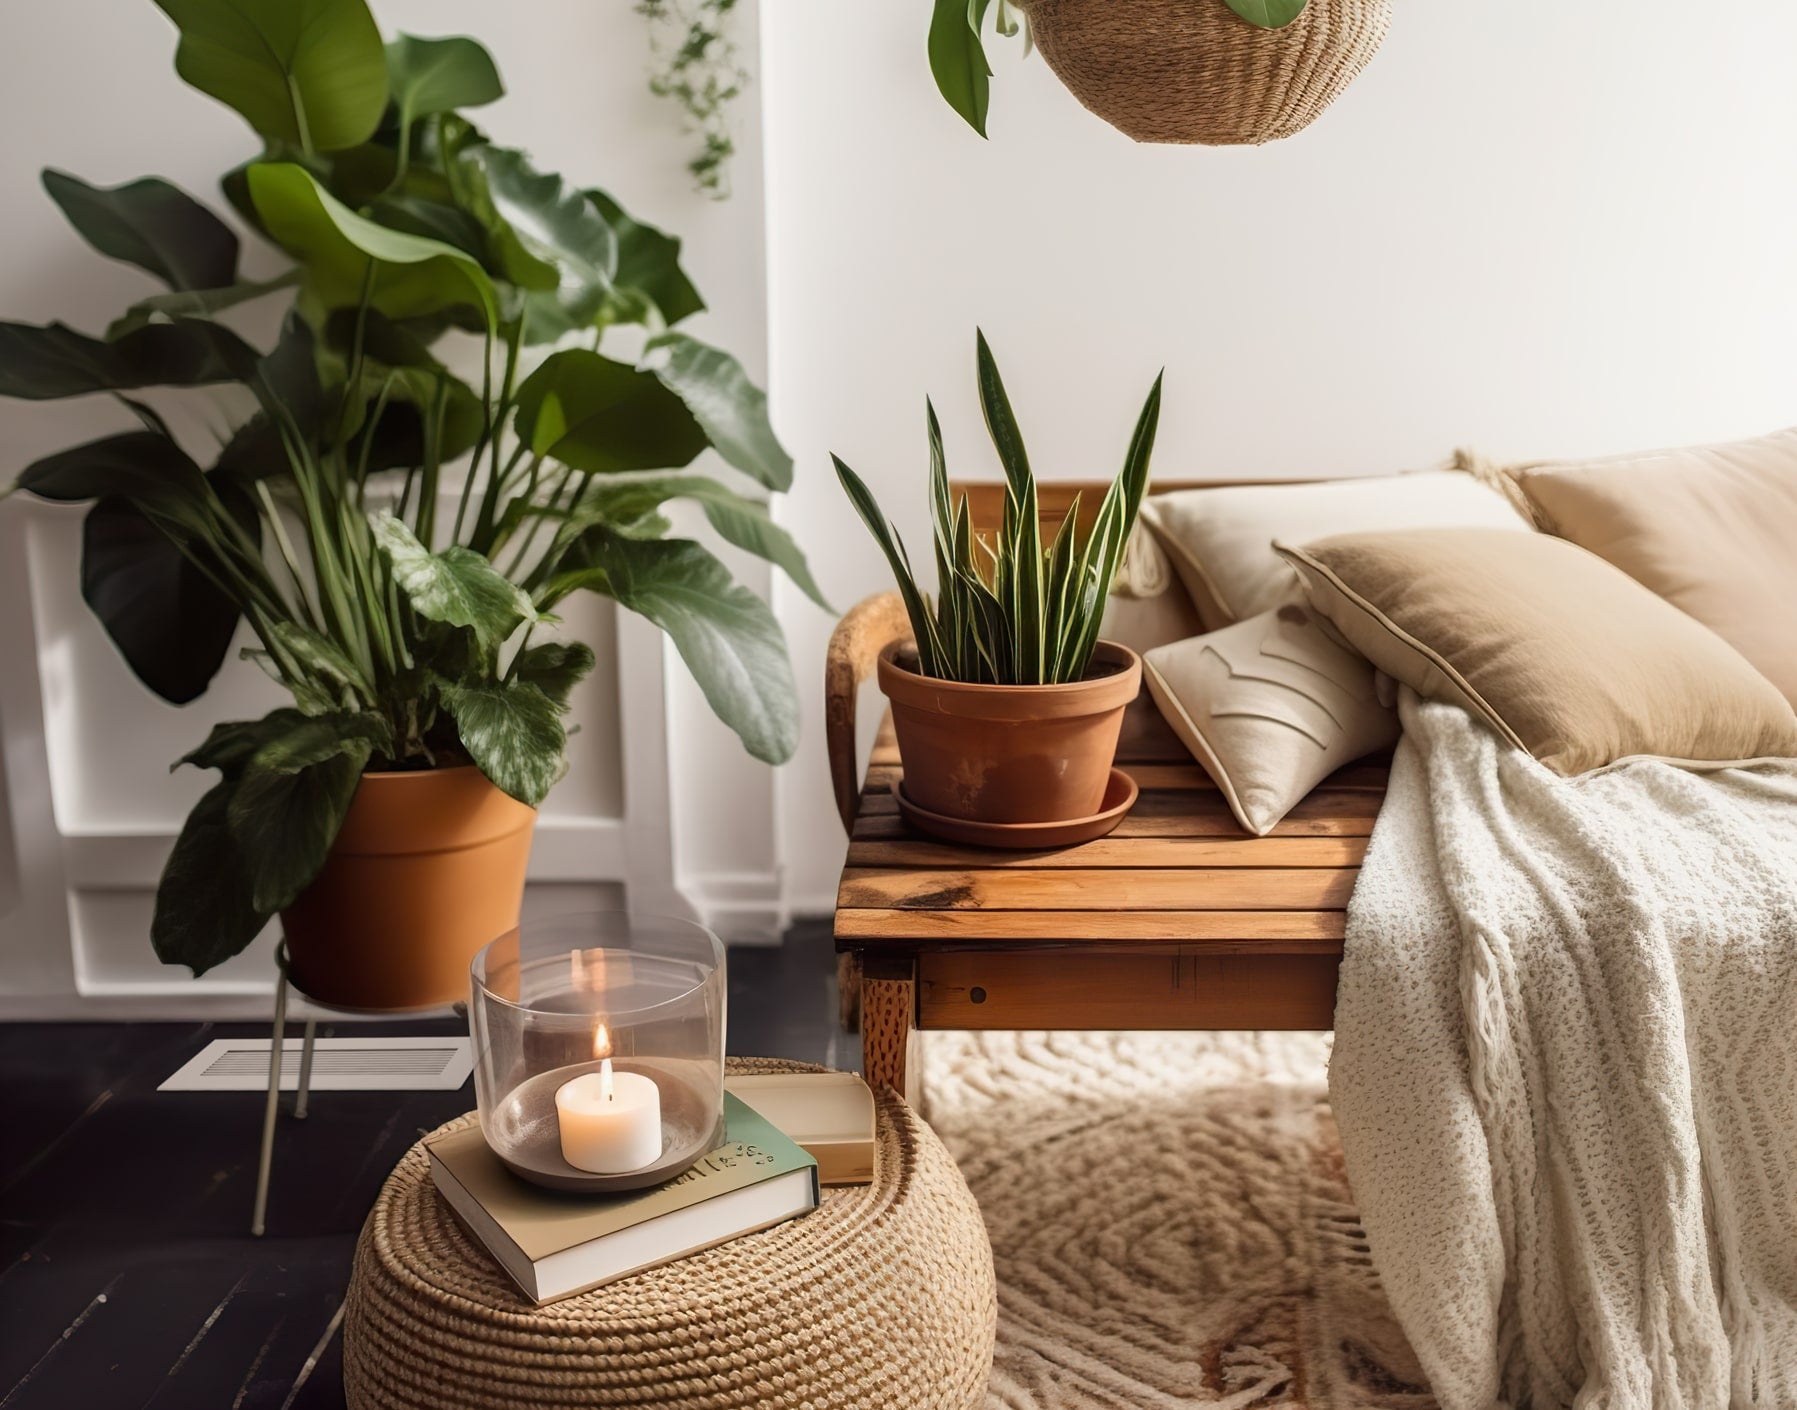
[877,639,1142,848]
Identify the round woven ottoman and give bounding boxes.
[343,1060,995,1409]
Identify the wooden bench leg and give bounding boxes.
[859,957,919,1107]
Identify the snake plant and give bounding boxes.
[833,331,1161,686]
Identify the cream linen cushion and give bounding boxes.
[1143,605,1399,835]
[1140,470,1529,631]
[1277,529,1797,775]
[1510,427,1797,704]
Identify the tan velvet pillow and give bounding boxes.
[1144,606,1398,836]
[1140,470,1529,631]
[1277,529,1797,775]
[1511,427,1797,705]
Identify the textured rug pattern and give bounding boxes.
[917,1031,1436,1409]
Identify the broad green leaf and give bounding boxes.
[323,306,445,370]
[82,496,243,704]
[241,708,391,773]
[151,779,267,975]
[561,474,829,610]
[386,33,504,127]
[228,718,382,911]
[546,533,800,764]
[655,481,830,611]
[445,149,558,294]
[366,193,489,261]
[177,711,309,777]
[319,308,485,464]
[0,319,257,400]
[510,640,595,707]
[17,431,208,509]
[256,313,326,431]
[640,332,792,492]
[466,146,617,340]
[42,169,238,292]
[1222,0,1310,28]
[154,0,389,151]
[107,271,299,339]
[514,348,707,473]
[371,512,532,650]
[212,413,293,482]
[929,0,991,137]
[441,679,564,806]
[246,162,497,324]
[587,188,705,327]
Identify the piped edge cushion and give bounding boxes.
[1143,605,1399,836]
[1510,426,1797,707]
[1276,528,1797,776]
[1140,469,1530,631]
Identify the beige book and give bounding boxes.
[725,1072,877,1186]
[427,1092,818,1305]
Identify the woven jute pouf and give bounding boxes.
[342,1059,995,1409]
[1016,0,1392,145]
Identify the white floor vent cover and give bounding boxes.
[160,1037,473,1092]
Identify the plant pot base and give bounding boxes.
[896,767,1138,849]
[879,640,1143,825]
[280,767,536,1011]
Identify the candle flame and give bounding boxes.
[600,1057,614,1102]
[593,1022,611,1061]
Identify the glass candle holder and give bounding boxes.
[470,912,726,1193]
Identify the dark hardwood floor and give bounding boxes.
[0,920,841,1410]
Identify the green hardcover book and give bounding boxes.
[427,1092,820,1305]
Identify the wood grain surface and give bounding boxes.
[838,689,1384,1042]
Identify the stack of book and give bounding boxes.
[429,1071,877,1305]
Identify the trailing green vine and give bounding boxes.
[637,0,747,199]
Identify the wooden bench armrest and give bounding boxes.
[825,591,911,837]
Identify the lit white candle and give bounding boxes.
[555,1025,663,1174]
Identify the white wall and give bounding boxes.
[761,0,1797,912]
[0,0,783,1014]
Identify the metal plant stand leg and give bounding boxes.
[252,968,289,1238]
[248,940,455,1235]
[294,1019,318,1120]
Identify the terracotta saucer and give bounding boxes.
[894,768,1139,850]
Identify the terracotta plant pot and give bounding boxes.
[280,766,536,1010]
[877,640,1142,825]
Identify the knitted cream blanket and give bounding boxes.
[1330,692,1797,1410]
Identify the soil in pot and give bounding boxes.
[878,639,1142,825]
[280,765,536,1010]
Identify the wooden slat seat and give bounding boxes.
[828,479,1384,1099]
[838,695,1380,1098]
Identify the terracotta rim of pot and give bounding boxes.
[876,639,1142,720]
[327,763,529,855]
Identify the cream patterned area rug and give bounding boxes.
[916,1031,1436,1410]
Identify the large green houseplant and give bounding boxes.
[0,0,822,1003]
[832,332,1160,836]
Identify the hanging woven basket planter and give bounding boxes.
[938,0,1391,147]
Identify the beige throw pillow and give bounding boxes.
[1140,470,1529,631]
[1277,529,1797,775]
[1143,606,1400,835]
[1511,427,1797,704]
